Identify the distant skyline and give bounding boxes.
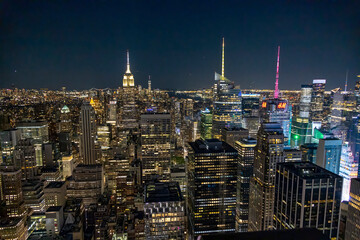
[1,0,360,90]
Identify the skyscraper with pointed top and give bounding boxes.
[120,50,138,130]
[212,38,242,140]
[260,46,291,145]
[123,50,135,87]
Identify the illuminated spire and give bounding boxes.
[274,46,280,99]
[345,69,349,92]
[126,50,131,74]
[221,37,225,78]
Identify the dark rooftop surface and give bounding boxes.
[45,181,65,189]
[145,182,183,203]
[189,139,237,154]
[278,162,341,179]
[46,206,63,212]
[199,228,329,240]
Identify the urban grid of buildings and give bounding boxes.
[0,40,359,240]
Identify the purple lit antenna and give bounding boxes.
[274,46,280,99]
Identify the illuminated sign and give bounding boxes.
[262,101,267,108]
[277,102,287,109]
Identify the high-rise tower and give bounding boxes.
[123,50,135,87]
[79,101,97,165]
[212,38,242,139]
[248,122,284,231]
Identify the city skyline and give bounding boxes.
[1,0,360,90]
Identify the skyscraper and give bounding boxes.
[310,79,326,125]
[200,109,212,140]
[120,50,138,130]
[345,178,360,240]
[79,101,96,165]
[248,122,284,231]
[339,142,358,201]
[140,113,171,182]
[260,99,291,145]
[0,166,26,218]
[212,38,242,139]
[291,84,313,147]
[316,137,342,174]
[274,162,342,240]
[234,138,256,232]
[187,139,238,237]
[123,50,134,88]
[13,138,37,180]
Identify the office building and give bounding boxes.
[61,154,75,180]
[221,127,249,147]
[316,137,342,174]
[120,50,138,130]
[234,138,256,232]
[291,86,313,147]
[241,94,260,118]
[0,166,26,218]
[79,101,97,165]
[200,109,212,139]
[248,122,284,231]
[44,181,67,208]
[45,206,64,237]
[310,79,326,125]
[0,217,28,240]
[260,99,291,145]
[300,143,318,163]
[345,178,360,240]
[144,182,185,239]
[13,138,37,180]
[339,142,358,201]
[140,113,171,182]
[16,120,49,166]
[0,128,20,165]
[187,139,238,237]
[212,39,242,139]
[66,164,104,207]
[22,180,45,213]
[283,148,302,162]
[274,162,342,240]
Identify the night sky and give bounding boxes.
[1,0,360,90]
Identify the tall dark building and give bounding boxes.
[274,162,342,240]
[345,178,360,240]
[234,138,256,232]
[187,139,238,237]
[248,122,284,231]
[79,101,96,165]
[310,79,326,124]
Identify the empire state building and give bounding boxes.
[123,50,135,87]
[120,50,138,130]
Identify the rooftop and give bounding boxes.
[45,181,65,189]
[199,228,328,240]
[145,182,183,203]
[46,206,63,212]
[189,139,237,154]
[278,162,341,179]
